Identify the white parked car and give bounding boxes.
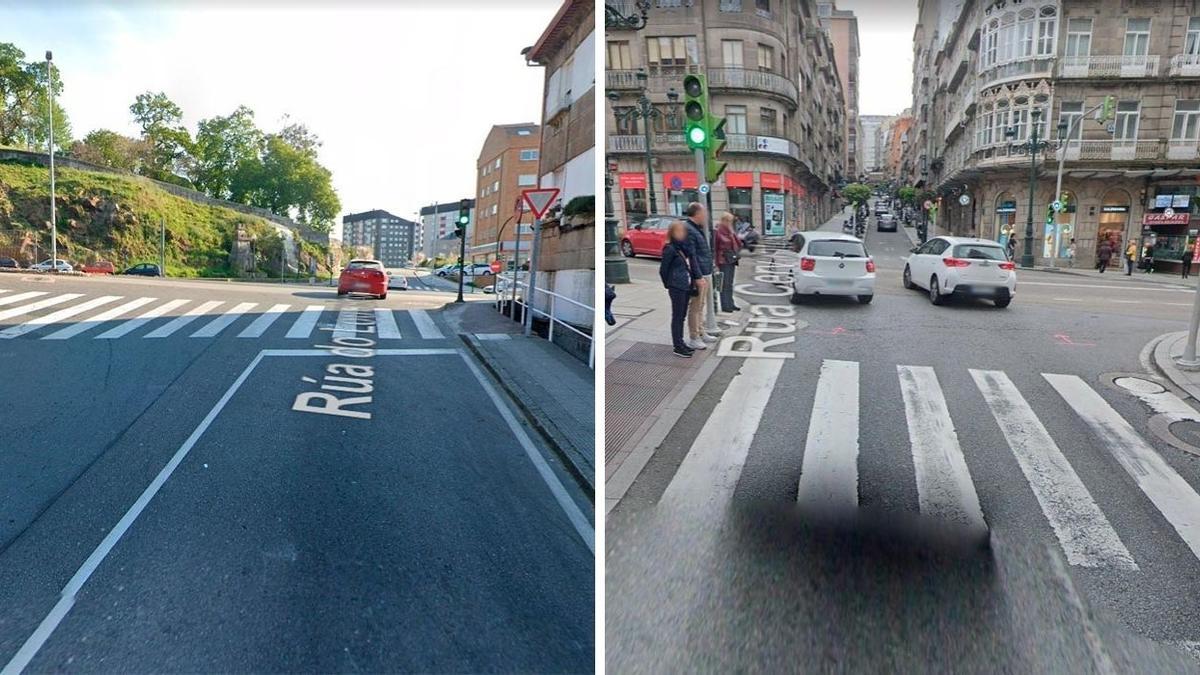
[386,272,409,290]
[29,258,73,272]
[790,233,876,304]
[903,236,1016,308]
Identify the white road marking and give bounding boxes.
[0,291,47,307]
[971,370,1137,570]
[660,357,785,509]
[94,299,190,339]
[237,303,290,338]
[796,359,859,514]
[409,309,443,339]
[373,308,401,339]
[1045,373,1200,561]
[42,297,158,340]
[897,365,987,531]
[1020,280,1190,293]
[285,305,324,339]
[332,308,358,340]
[0,296,121,340]
[143,300,224,338]
[0,293,83,322]
[189,301,256,338]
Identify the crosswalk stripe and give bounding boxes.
[0,293,83,322]
[374,308,401,339]
[143,300,224,338]
[409,309,443,339]
[897,365,987,532]
[660,358,785,509]
[95,299,190,339]
[285,305,324,339]
[971,370,1137,570]
[796,359,859,515]
[189,302,256,338]
[0,295,122,339]
[237,303,290,338]
[1045,373,1200,561]
[332,308,359,340]
[43,297,158,340]
[0,291,47,307]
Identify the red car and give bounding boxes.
[338,259,387,299]
[619,215,672,258]
[79,260,115,274]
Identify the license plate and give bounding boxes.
[979,261,991,267]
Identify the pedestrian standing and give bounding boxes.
[683,202,718,349]
[659,221,697,358]
[1066,238,1077,268]
[604,284,617,326]
[1182,245,1193,279]
[714,212,742,313]
[1125,241,1138,275]
[1142,243,1155,274]
[1097,240,1113,272]
[1006,235,1018,261]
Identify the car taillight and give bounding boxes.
[943,257,971,267]
[865,259,876,273]
[800,257,816,271]
[999,261,1015,270]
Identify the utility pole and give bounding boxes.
[46,51,56,272]
[160,216,166,276]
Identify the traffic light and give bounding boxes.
[456,199,470,238]
[1097,95,1116,124]
[706,115,727,184]
[682,74,710,150]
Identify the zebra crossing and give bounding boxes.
[660,356,1200,570]
[0,290,446,342]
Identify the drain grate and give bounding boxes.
[605,342,697,461]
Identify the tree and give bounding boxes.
[129,91,193,182]
[842,183,872,206]
[898,186,917,205]
[192,105,264,200]
[0,43,71,151]
[69,129,148,171]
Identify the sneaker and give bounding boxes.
[673,346,694,358]
[701,333,721,343]
[686,337,708,350]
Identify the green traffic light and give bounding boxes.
[688,127,707,145]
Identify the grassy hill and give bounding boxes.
[0,159,319,277]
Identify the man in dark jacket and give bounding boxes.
[683,202,716,348]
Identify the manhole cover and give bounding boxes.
[1168,420,1200,446]
[1113,376,1166,395]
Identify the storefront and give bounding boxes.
[760,172,785,236]
[725,172,754,227]
[995,193,1017,245]
[1042,190,1076,262]
[662,172,699,217]
[1098,189,1131,269]
[618,173,648,219]
[1142,188,1194,272]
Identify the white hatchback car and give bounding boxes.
[790,233,876,304]
[903,236,1016,307]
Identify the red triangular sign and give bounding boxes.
[522,187,560,218]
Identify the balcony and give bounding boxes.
[1169,54,1200,77]
[977,57,1054,87]
[604,66,700,94]
[1060,139,1161,161]
[707,67,799,108]
[1059,55,1160,78]
[1167,139,1199,160]
[606,133,686,154]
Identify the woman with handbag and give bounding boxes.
[714,212,743,313]
[659,220,699,358]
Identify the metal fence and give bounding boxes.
[496,272,595,369]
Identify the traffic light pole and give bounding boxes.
[694,148,719,334]
[455,230,466,304]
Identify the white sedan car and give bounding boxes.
[903,236,1016,308]
[386,272,409,290]
[29,258,73,272]
[790,233,876,304]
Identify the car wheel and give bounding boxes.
[902,265,915,289]
[620,240,635,257]
[379,292,387,300]
[857,294,873,304]
[929,276,945,306]
[994,295,1012,308]
[337,290,347,297]
[790,291,805,304]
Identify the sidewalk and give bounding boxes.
[1150,331,1200,401]
[444,300,595,496]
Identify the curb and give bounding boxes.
[1149,331,1200,402]
[459,333,595,500]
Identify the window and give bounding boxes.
[1114,101,1140,140]
[1059,102,1083,140]
[1187,18,1200,61]
[647,36,698,74]
[494,158,501,169]
[607,41,633,69]
[979,4,1057,70]
[726,105,747,134]
[719,0,742,12]
[757,44,774,72]
[983,20,999,67]
[1065,18,1091,58]
[755,0,770,16]
[760,107,778,136]
[1173,101,1200,140]
[1124,18,1150,57]
[722,40,743,68]
[517,174,537,186]
[516,129,532,136]
[1037,6,1057,56]
[1017,9,1035,58]
[492,180,499,192]
[519,149,539,161]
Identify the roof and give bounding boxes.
[934,236,1004,245]
[806,232,864,242]
[343,209,404,223]
[420,199,475,216]
[526,0,592,64]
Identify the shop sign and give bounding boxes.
[997,201,1017,213]
[1175,194,1192,208]
[756,136,790,155]
[1101,205,1130,213]
[1143,212,1190,226]
[763,192,786,236]
[618,173,647,190]
[1193,238,1200,264]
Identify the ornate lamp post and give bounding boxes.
[605,0,650,30]
[1004,109,1058,269]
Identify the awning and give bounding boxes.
[662,172,698,190]
[724,171,754,188]
[760,172,782,190]
[618,173,647,190]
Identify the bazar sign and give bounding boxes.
[1143,213,1190,226]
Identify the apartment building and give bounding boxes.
[605,0,847,236]
[860,113,890,175]
[474,124,542,260]
[884,110,914,181]
[419,200,475,260]
[912,0,1200,271]
[819,2,864,180]
[340,209,418,267]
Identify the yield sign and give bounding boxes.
[522,187,560,219]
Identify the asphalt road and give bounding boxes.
[607,212,1200,672]
[0,271,593,673]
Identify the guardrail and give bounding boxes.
[496,273,595,369]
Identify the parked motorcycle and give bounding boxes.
[737,222,760,252]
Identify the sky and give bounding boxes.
[838,0,918,117]
[1,0,560,224]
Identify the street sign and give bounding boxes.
[959,194,970,206]
[489,260,502,274]
[923,200,933,210]
[1052,200,1063,212]
[699,182,710,195]
[521,187,560,219]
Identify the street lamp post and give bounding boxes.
[46,51,56,273]
[604,161,630,283]
[608,76,678,216]
[1005,109,1057,269]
